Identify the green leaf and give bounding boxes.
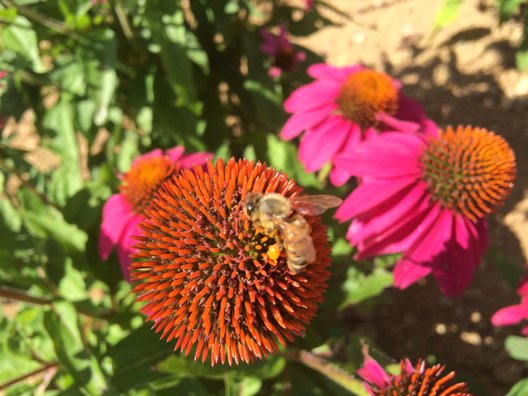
[43,100,83,205]
[58,259,87,301]
[266,134,321,188]
[18,188,87,253]
[145,2,197,108]
[507,378,528,396]
[107,325,173,391]
[496,0,525,21]
[516,48,528,71]
[505,336,528,361]
[43,301,109,394]
[433,0,462,30]
[158,355,286,381]
[341,267,393,306]
[2,15,45,72]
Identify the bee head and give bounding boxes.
[244,192,262,219]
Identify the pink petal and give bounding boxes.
[165,146,184,163]
[335,176,418,221]
[333,133,424,180]
[394,94,425,124]
[307,63,363,81]
[491,305,528,326]
[177,152,214,169]
[117,214,142,282]
[299,117,349,172]
[377,112,420,134]
[132,148,163,166]
[394,207,454,290]
[280,104,336,140]
[284,80,339,113]
[433,214,482,297]
[99,194,133,260]
[393,258,433,290]
[329,123,362,186]
[357,356,390,388]
[355,185,434,257]
[350,182,428,246]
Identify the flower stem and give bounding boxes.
[286,350,368,395]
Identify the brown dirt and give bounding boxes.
[302,0,528,394]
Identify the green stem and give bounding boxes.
[287,350,367,395]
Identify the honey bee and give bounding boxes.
[244,192,342,274]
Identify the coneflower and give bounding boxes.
[132,158,332,365]
[335,126,516,296]
[358,355,473,396]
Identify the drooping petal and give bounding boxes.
[307,63,363,81]
[376,111,420,134]
[491,305,528,326]
[165,146,185,163]
[99,194,133,260]
[393,206,453,290]
[117,214,142,281]
[433,214,482,297]
[299,117,350,172]
[280,104,336,140]
[357,356,390,388]
[177,152,214,169]
[335,176,418,221]
[132,148,163,166]
[351,182,428,246]
[284,80,339,113]
[394,94,425,124]
[334,133,424,180]
[329,123,362,186]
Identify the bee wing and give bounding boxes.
[291,194,343,216]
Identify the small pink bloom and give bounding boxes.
[335,126,516,297]
[357,353,469,395]
[304,0,315,11]
[99,146,213,281]
[260,25,305,78]
[281,64,433,186]
[492,277,528,334]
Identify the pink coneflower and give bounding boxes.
[99,146,212,281]
[335,126,516,297]
[280,64,434,186]
[260,25,305,78]
[492,277,528,335]
[358,354,472,395]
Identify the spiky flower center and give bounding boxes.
[336,69,398,128]
[372,360,472,396]
[421,126,516,222]
[120,156,176,214]
[132,159,330,366]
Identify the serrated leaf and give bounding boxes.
[433,0,462,30]
[505,336,528,361]
[2,15,45,72]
